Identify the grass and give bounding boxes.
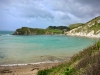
[69,16,100,34]
[89,22,100,34]
[13,27,46,35]
[68,23,84,29]
[46,29,63,34]
[38,40,100,75]
[14,27,64,35]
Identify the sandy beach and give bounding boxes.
[0,62,60,75]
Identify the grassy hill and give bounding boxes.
[38,40,100,75]
[46,26,70,34]
[46,29,63,34]
[66,16,100,37]
[13,27,46,35]
[68,23,84,29]
[13,26,70,35]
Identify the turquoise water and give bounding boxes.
[0,31,98,65]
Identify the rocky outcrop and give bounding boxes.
[65,16,100,38]
[13,27,46,35]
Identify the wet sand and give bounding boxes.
[0,62,60,75]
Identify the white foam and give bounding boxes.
[0,60,60,66]
[0,34,12,36]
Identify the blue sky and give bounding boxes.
[0,0,100,31]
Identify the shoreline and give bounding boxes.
[0,60,61,66]
[66,34,100,39]
[0,59,69,75]
[0,55,70,66]
[0,61,64,75]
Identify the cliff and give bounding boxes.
[66,16,100,38]
[13,27,46,35]
[68,23,84,29]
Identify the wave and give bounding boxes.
[0,34,12,36]
[0,60,60,66]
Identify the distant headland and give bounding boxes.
[13,16,100,38]
[13,26,70,35]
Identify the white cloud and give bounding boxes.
[48,0,100,18]
[0,0,100,30]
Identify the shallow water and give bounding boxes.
[0,31,98,65]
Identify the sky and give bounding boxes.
[0,0,100,31]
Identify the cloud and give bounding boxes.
[21,4,54,19]
[75,0,100,17]
[0,0,100,30]
[1,0,54,19]
[2,0,100,20]
[48,0,100,19]
[76,0,100,6]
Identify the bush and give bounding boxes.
[64,68,75,75]
[37,69,53,75]
[97,41,100,47]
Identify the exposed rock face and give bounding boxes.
[65,16,100,38]
[13,27,46,35]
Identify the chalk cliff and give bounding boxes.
[66,16,100,38]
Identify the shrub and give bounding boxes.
[64,67,75,75]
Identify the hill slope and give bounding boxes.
[13,27,46,35]
[68,23,84,29]
[38,40,100,75]
[13,26,70,35]
[66,16,100,38]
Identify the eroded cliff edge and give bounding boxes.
[66,16,100,38]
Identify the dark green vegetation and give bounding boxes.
[46,29,63,34]
[13,26,70,35]
[47,26,70,30]
[13,27,46,35]
[38,40,100,75]
[46,26,70,34]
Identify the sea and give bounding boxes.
[0,31,98,66]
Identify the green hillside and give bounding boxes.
[79,16,100,34]
[46,26,70,34]
[67,16,100,35]
[38,40,100,75]
[13,26,70,35]
[13,27,46,35]
[68,23,84,29]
